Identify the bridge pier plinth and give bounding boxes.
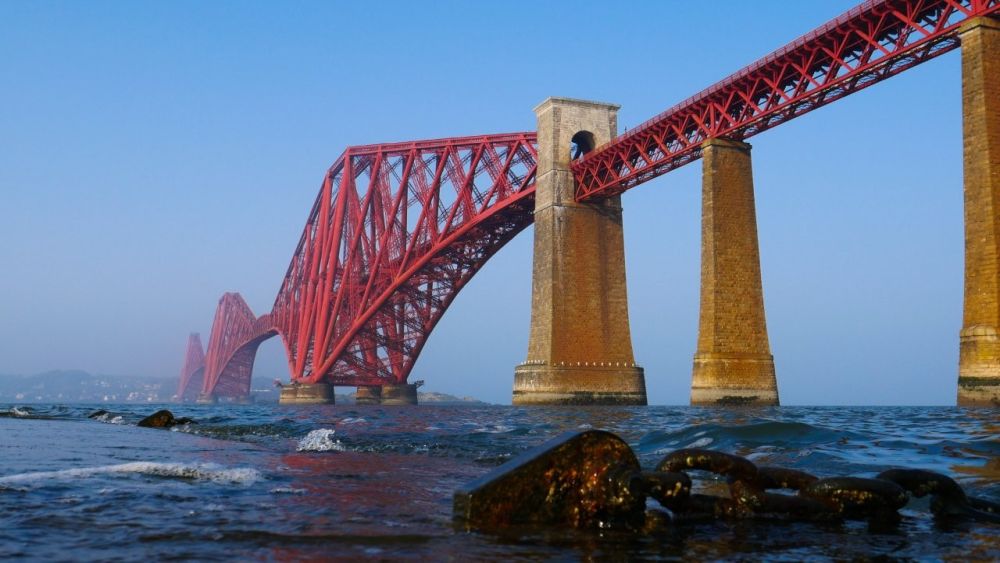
[512,97,646,406]
[278,383,335,405]
[959,17,1000,407]
[195,393,217,405]
[691,139,778,406]
[381,384,418,405]
[354,386,382,405]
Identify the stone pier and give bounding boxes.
[355,386,382,405]
[381,383,419,405]
[278,383,335,405]
[513,97,646,405]
[690,139,778,406]
[958,17,1000,406]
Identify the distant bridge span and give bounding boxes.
[178,0,1000,404]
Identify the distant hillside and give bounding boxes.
[0,371,487,405]
[252,388,488,405]
[332,390,487,405]
[0,370,174,403]
[416,391,488,405]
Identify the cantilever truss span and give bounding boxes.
[193,134,538,399]
[176,333,206,401]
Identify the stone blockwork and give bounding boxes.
[279,383,335,404]
[513,98,646,405]
[355,386,382,405]
[381,383,419,405]
[959,17,1000,406]
[691,139,778,406]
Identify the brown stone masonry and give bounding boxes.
[691,139,779,406]
[513,98,646,405]
[958,17,1000,406]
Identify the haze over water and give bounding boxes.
[1,403,997,559]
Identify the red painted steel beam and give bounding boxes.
[175,333,205,401]
[573,0,1000,200]
[201,292,277,398]
[270,133,538,387]
[193,134,537,397]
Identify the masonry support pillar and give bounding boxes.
[278,383,335,405]
[382,384,419,405]
[355,386,382,405]
[691,139,778,406]
[958,17,1000,406]
[512,97,646,405]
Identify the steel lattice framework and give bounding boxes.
[187,0,998,399]
[202,293,277,398]
[196,134,538,398]
[573,0,1000,199]
[176,333,206,401]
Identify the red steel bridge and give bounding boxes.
[177,0,1000,402]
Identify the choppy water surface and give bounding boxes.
[1,404,997,560]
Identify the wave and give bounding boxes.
[0,406,34,418]
[296,428,345,452]
[91,411,125,424]
[0,462,261,486]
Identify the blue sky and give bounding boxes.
[0,1,965,405]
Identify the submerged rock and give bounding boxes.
[137,410,195,428]
[87,409,109,419]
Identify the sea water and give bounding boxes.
[0,404,997,560]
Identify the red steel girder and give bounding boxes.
[201,292,277,398]
[175,333,206,401]
[573,0,1000,200]
[270,133,538,387]
[195,133,538,397]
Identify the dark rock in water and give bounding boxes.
[87,409,110,419]
[138,409,181,428]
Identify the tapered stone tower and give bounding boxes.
[690,139,779,406]
[512,97,647,405]
[958,17,1000,406]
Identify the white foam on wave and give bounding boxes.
[0,462,261,486]
[684,437,714,448]
[340,417,367,424]
[269,486,307,495]
[92,412,124,425]
[12,406,31,417]
[473,424,514,434]
[296,428,345,452]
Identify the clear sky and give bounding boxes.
[0,1,966,405]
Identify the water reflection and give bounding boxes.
[1,403,997,559]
